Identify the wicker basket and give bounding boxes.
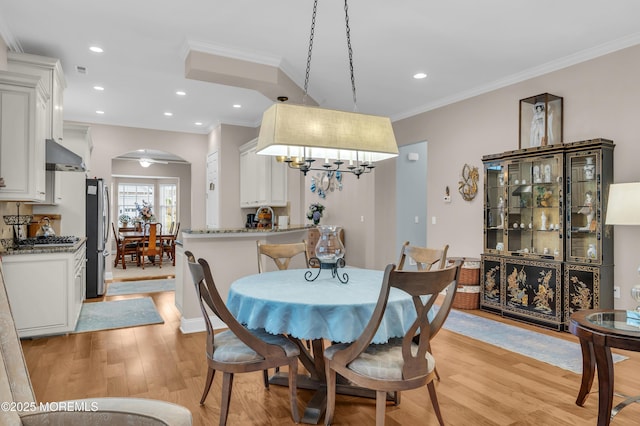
[458,267,480,285]
[449,258,480,309]
[452,286,480,310]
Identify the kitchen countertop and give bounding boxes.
[0,237,87,256]
[183,225,312,236]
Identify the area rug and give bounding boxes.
[442,308,627,374]
[74,297,164,333]
[106,279,175,296]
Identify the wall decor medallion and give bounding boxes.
[310,171,342,199]
[458,163,479,201]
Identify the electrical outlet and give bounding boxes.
[614,286,621,298]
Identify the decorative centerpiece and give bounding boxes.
[135,201,156,222]
[305,225,348,283]
[306,203,324,225]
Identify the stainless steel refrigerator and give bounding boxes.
[86,178,110,298]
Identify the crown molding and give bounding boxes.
[392,32,640,123]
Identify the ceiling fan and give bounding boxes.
[138,157,169,167]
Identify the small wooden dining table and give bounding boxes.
[227,268,418,424]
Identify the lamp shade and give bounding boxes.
[605,182,640,225]
[256,103,399,162]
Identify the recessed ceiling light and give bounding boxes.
[164,112,173,117]
[176,90,186,96]
[89,46,104,53]
[233,104,242,108]
[413,72,428,79]
[194,122,203,126]
[93,86,104,91]
[96,110,105,115]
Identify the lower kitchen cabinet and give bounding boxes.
[2,243,86,337]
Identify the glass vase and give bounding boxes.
[315,225,344,263]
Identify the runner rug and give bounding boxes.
[443,308,627,374]
[106,279,175,296]
[74,297,164,333]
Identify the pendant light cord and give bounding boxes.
[303,0,358,110]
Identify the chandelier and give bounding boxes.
[256,0,398,178]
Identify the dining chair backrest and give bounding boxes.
[143,222,162,251]
[184,250,287,358]
[111,222,120,243]
[256,240,309,273]
[173,222,181,238]
[396,242,454,344]
[397,241,449,271]
[168,221,175,235]
[331,262,461,378]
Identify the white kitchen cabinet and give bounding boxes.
[2,243,86,338]
[8,52,65,143]
[239,139,287,207]
[0,72,48,202]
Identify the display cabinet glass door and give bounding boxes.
[567,152,600,263]
[506,155,563,259]
[484,161,505,253]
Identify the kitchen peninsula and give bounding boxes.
[175,225,310,333]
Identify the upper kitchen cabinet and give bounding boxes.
[0,72,48,202]
[239,139,287,208]
[7,52,66,143]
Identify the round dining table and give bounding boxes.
[227,267,418,344]
[227,267,418,424]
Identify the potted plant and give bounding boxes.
[118,214,131,227]
[306,203,325,225]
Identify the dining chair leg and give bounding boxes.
[324,366,336,426]
[220,372,234,426]
[288,359,300,424]
[375,390,386,426]
[427,380,444,426]
[200,366,215,405]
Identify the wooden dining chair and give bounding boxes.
[255,240,309,385]
[323,262,461,426]
[112,222,138,269]
[137,222,163,269]
[397,242,453,381]
[163,221,180,265]
[397,241,449,271]
[184,251,300,426]
[256,240,309,273]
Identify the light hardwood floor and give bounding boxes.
[21,291,640,425]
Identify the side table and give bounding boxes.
[569,309,640,426]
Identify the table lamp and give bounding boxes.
[605,182,640,311]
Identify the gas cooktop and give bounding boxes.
[16,236,80,247]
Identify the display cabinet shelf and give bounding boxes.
[481,139,614,330]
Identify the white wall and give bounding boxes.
[85,123,208,229]
[387,43,640,310]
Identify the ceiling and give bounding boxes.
[1,0,640,138]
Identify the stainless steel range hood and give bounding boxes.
[45,139,86,172]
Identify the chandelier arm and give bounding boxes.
[303,0,319,104]
[344,0,357,110]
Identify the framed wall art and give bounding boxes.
[519,93,563,149]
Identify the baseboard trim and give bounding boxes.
[180,315,226,334]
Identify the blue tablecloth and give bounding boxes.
[227,268,418,344]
